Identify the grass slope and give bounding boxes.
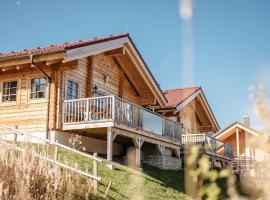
[13,142,260,200]
[59,148,190,199]
[17,143,246,199]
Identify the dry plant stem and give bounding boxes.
[0,141,94,200]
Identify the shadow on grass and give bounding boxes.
[142,164,263,200]
[141,164,185,193]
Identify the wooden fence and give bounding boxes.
[0,125,106,195]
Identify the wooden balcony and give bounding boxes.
[182,134,234,160]
[62,96,182,142]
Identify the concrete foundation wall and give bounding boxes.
[0,131,47,143]
[54,131,124,156]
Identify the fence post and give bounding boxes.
[54,142,59,161]
[93,152,98,195]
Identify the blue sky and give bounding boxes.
[1,0,270,129]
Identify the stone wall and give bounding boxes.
[124,143,182,170]
[142,155,182,171]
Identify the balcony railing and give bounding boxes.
[182,134,234,159]
[205,135,234,159]
[63,96,182,141]
[182,134,206,144]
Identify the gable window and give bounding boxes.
[30,77,46,99]
[67,80,79,100]
[2,81,17,102]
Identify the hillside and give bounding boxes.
[58,148,188,199]
[1,142,253,200]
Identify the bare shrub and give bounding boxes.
[0,144,94,200]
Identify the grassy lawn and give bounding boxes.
[58,148,190,200]
[57,147,257,200]
[13,142,254,200]
[13,142,189,199]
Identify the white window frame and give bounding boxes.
[0,78,20,106]
[66,79,79,100]
[64,75,80,100]
[27,76,48,103]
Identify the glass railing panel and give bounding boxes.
[224,144,234,158]
[114,98,142,128]
[163,120,174,138]
[141,110,163,135]
[216,139,225,157]
[174,123,182,140]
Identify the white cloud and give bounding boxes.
[16,1,21,6]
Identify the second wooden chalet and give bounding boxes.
[214,116,269,162]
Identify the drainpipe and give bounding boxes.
[30,54,52,140]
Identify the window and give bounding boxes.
[2,81,17,102]
[92,85,103,97]
[30,77,46,99]
[93,91,103,97]
[67,80,79,100]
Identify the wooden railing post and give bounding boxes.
[93,152,98,195]
[62,102,66,124]
[86,99,89,121]
[54,141,59,161]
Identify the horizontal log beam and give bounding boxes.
[0,52,66,68]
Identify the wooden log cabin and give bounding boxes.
[0,33,233,169]
[214,116,269,170]
[158,87,234,167]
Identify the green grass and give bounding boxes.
[58,148,190,200]
[14,142,189,199]
[57,148,258,200]
[14,142,254,200]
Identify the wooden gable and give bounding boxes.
[158,88,219,133]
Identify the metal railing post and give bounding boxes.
[112,96,115,121]
[162,118,165,137]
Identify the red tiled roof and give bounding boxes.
[0,33,129,61]
[163,87,201,107]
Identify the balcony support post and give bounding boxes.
[133,138,144,166]
[211,157,216,170]
[156,144,165,155]
[107,127,117,162]
[175,148,181,158]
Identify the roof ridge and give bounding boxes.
[163,86,200,93]
[0,32,129,60]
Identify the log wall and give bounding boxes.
[0,68,52,136]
